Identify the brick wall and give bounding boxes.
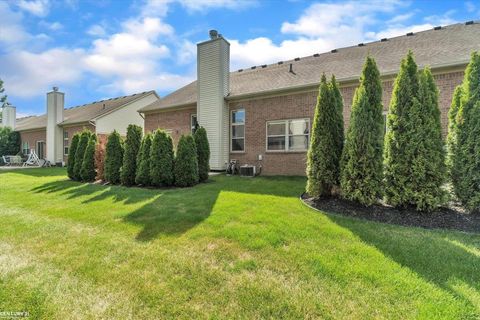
[19,129,46,157]
[144,107,196,145]
[63,123,95,163]
[143,70,464,176]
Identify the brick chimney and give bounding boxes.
[46,87,64,165]
[197,30,230,170]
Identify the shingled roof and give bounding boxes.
[139,21,480,113]
[16,91,157,131]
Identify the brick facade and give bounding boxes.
[19,129,47,158]
[62,123,95,163]
[144,106,196,146]
[143,70,464,176]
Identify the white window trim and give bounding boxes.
[191,114,197,134]
[63,131,69,156]
[22,142,30,155]
[230,108,245,153]
[266,118,310,152]
[36,140,45,158]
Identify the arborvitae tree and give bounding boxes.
[150,130,175,187]
[73,130,91,180]
[383,51,420,208]
[121,124,143,186]
[330,75,345,154]
[80,135,97,182]
[306,74,344,197]
[408,67,447,211]
[95,137,106,181]
[446,86,463,171]
[135,133,152,186]
[67,133,80,180]
[451,52,480,212]
[174,135,199,187]
[104,130,124,184]
[193,127,210,182]
[340,56,384,205]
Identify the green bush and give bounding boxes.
[104,130,124,184]
[383,51,419,208]
[135,133,152,186]
[121,124,143,186]
[340,57,384,206]
[408,67,447,211]
[0,127,21,158]
[193,127,210,182]
[451,52,480,212]
[446,85,462,171]
[67,133,80,180]
[150,130,174,187]
[80,135,97,182]
[306,74,344,197]
[73,130,92,180]
[174,134,199,187]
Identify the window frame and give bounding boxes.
[266,118,310,152]
[22,141,30,155]
[230,108,245,153]
[191,114,198,134]
[63,131,69,156]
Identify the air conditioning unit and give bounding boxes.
[240,165,256,177]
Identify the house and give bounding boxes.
[139,22,480,175]
[1,89,159,165]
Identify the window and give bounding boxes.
[231,109,245,152]
[266,119,309,152]
[64,131,69,155]
[191,114,198,134]
[22,142,29,155]
[383,111,388,135]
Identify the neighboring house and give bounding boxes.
[139,21,480,175]
[3,89,159,165]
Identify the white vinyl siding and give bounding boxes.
[266,119,310,152]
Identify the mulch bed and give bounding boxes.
[301,194,480,233]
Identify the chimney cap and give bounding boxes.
[209,29,219,39]
[52,86,59,92]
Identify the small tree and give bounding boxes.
[340,56,384,206]
[306,74,344,197]
[121,124,143,186]
[451,52,480,212]
[174,134,199,187]
[409,67,447,211]
[95,137,106,181]
[104,130,124,184]
[73,130,91,180]
[194,127,210,182]
[80,135,97,182]
[383,51,420,208]
[135,133,152,186]
[150,130,174,187]
[446,85,462,171]
[67,133,80,180]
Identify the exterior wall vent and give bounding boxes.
[251,66,256,70]
[238,69,243,72]
[313,53,320,57]
[434,26,442,30]
[406,32,414,36]
[278,61,283,65]
[261,65,267,68]
[358,43,365,47]
[381,38,388,42]
[330,49,337,53]
[294,57,300,61]
[466,20,474,25]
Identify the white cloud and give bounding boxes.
[39,21,63,31]
[0,48,85,97]
[123,17,174,39]
[16,0,50,17]
[87,24,106,37]
[178,0,257,12]
[465,1,475,13]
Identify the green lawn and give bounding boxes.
[0,168,479,319]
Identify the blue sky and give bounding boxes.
[0,0,478,117]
